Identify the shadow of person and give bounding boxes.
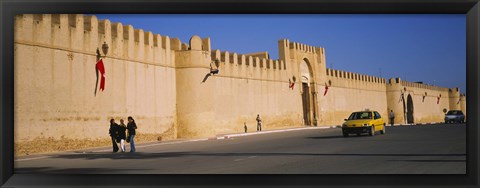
[201,73,212,83]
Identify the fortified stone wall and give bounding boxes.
[320,69,388,126]
[208,50,302,136]
[14,14,178,142]
[14,14,467,155]
[386,78,466,124]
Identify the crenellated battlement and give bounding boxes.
[209,49,286,81]
[288,41,319,54]
[14,14,468,151]
[14,14,193,67]
[394,79,449,92]
[326,68,386,84]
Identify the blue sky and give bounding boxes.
[95,14,466,93]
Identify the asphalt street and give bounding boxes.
[15,123,466,174]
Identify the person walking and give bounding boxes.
[118,119,127,152]
[256,114,262,131]
[109,119,119,152]
[389,110,395,126]
[127,116,137,153]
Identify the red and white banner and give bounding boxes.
[96,59,106,92]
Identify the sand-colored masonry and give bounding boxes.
[14,14,467,154]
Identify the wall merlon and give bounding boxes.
[146,32,154,62]
[17,14,33,42]
[123,25,134,58]
[257,57,270,68]
[68,14,85,51]
[133,29,142,42]
[67,14,78,28]
[171,38,182,51]
[153,34,163,65]
[289,42,295,49]
[224,51,230,65]
[239,54,245,65]
[134,29,145,59]
[52,14,70,48]
[202,37,211,52]
[36,15,52,45]
[161,36,170,50]
[253,57,260,67]
[154,34,162,48]
[111,22,122,38]
[260,58,266,68]
[189,35,202,51]
[110,22,123,57]
[146,31,154,46]
[220,51,230,63]
[212,50,221,61]
[247,56,253,66]
[230,53,237,64]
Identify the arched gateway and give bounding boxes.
[300,58,317,126]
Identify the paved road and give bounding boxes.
[15,124,466,174]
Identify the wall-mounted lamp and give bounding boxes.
[210,59,220,75]
[96,41,109,60]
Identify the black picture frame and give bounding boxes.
[1,0,478,187]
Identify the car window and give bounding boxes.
[348,112,372,120]
[374,112,381,119]
[447,110,462,115]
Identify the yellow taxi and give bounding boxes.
[341,110,386,137]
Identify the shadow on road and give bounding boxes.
[306,135,346,139]
[306,134,383,139]
[15,167,152,174]
[389,159,466,163]
[44,151,466,161]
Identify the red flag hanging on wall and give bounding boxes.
[96,59,106,91]
[324,82,329,96]
[289,79,295,90]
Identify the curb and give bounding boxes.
[210,126,334,140]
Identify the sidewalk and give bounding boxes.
[15,125,337,162]
[210,125,335,140]
[15,123,443,161]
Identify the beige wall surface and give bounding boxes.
[320,70,388,125]
[15,14,177,144]
[14,14,467,155]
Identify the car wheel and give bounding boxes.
[369,126,375,136]
[380,124,386,134]
[343,132,349,137]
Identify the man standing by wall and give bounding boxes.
[109,119,119,152]
[389,110,395,126]
[256,114,262,131]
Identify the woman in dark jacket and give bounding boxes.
[118,119,127,152]
[108,119,119,152]
[127,116,137,153]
